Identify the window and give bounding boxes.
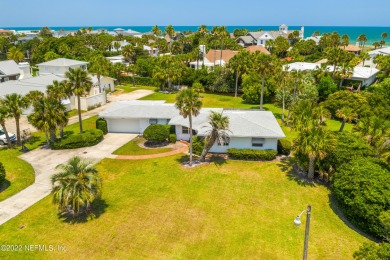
[217,137,230,146]
[182,126,189,134]
[252,138,265,147]
[149,118,157,125]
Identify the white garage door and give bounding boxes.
[108,119,140,133]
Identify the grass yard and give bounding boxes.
[115,84,157,93]
[66,109,87,118]
[0,149,35,202]
[0,156,369,259]
[113,137,173,155]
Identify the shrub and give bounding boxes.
[277,139,292,155]
[0,162,5,186]
[143,124,169,144]
[227,149,277,161]
[96,118,108,135]
[169,134,177,143]
[121,76,156,86]
[333,158,390,238]
[191,136,204,156]
[51,129,104,150]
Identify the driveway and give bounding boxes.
[0,133,137,226]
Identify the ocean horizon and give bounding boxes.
[2,25,390,45]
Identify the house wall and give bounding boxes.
[209,137,278,153]
[72,93,106,111]
[351,74,377,87]
[175,125,190,140]
[106,118,171,134]
[38,64,87,76]
[99,77,115,92]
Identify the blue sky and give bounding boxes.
[1,0,389,27]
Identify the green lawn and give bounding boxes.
[113,137,172,155]
[0,149,35,202]
[115,84,157,93]
[66,109,87,118]
[0,156,369,259]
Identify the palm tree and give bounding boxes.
[199,111,229,162]
[2,93,28,145]
[341,34,349,49]
[122,44,136,64]
[337,62,353,88]
[252,52,274,110]
[65,68,93,133]
[228,50,250,97]
[175,88,202,166]
[373,42,380,50]
[152,25,162,56]
[165,25,175,53]
[357,34,368,49]
[6,46,24,63]
[47,80,71,138]
[197,25,209,67]
[51,156,102,216]
[88,55,110,91]
[113,41,121,52]
[381,32,388,47]
[0,103,12,148]
[359,51,370,66]
[336,107,357,132]
[325,47,346,79]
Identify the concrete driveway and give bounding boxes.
[0,133,137,226]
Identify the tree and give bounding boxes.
[88,55,111,90]
[122,44,136,64]
[2,93,28,145]
[197,25,209,67]
[227,50,250,97]
[47,80,71,138]
[65,68,93,133]
[165,24,175,53]
[317,75,337,101]
[353,242,390,260]
[381,32,388,47]
[373,42,380,49]
[152,25,162,56]
[251,52,275,110]
[374,55,390,80]
[153,56,186,89]
[360,51,370,66]
[39,26,53,37]
[336,107,357,132]
[357,34,368,49]
[175,88,202,166]
[51,156,102,217]
[199,111,230,162]
[341,34,350,48]
[0,103,12,148]
[44,51,60,61]
[325,47,347,79]
[6,46,24,63]
[273,36,290,57]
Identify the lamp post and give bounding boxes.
[294,204,311,260]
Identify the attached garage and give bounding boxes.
[107,119,141,133]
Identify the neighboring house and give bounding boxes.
[245,45,271,55]
[106,55,127,65]
[189,49,239,69]
[368,47,390,59]
[236,35,257,47]
[143,45,158,57]
[37,58,88,76]
[0,60,21,82]
[99,100,286,153]
[305,35,322,45]
[109,40,130,51]
[339,45,361,55]
[284,62,379,87]
[52,30,74,38]
[114,28,142,37]
[18,62,32,79]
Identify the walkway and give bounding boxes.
[0,133,137,226]
[115,141,188,160]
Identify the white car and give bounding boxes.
[0,129,16,145]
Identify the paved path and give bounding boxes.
[0,133,137,226]
[115,141,188,160]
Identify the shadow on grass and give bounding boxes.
[0,179,11,193]
[60,199,108,224]
[277,157,316,187]
[328,194,379,242]
[209,155,228,167]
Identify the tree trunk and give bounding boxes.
[339,119,346,132]
[200,133,216,162]
[15,117,21,145]
[308,155,316,180]
[293,79,297,103]
[60,126,64,138]
[45,131,50,146]
[339,78,344,88]
[0,122,12,148]
[77,96,83,133]
[220,39,223,67]
[49,129,57,142]
[189,114,193,166]
[282,86,285,123]
[332,64,337,79]
[235,71,239,98]
[202,35,205,67]
[260,76,265,110]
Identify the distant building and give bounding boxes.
[37,58,88,76]
[369,47,390,59]
[339,45,361,55]
[0,60,21,82]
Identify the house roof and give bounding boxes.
[99,100,179,119]
[283,62,320,72]
[245,45,270,54]
[352,67,380,79]
[369,47,390,56]
[237,36,255,44]
[0,60,20,76]
[37,58,88,67]
[339,45,361,52]
[205,49,239,63]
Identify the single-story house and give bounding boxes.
[37,58,88,76]
[369,47,390,59]
[99,101,286,153]
[0,60,21,82]
[339,45,361,55]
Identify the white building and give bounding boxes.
[37,58,88,76]
[99,101,286,153]
[368,47,390,59]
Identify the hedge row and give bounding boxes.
[96,118,108,135]
[277,139,292,155]
[227,148,277,161]
[121,76,155,86]
[51,129,104,150]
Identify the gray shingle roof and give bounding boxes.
[0,60,20,76]
[37,58,88,67]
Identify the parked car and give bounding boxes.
[0,129,16,145]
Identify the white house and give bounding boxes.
[368,47,390,59]
[0,60,21,82]
[143,45,158,57]
[109,40,130,51]
[99,101,286,153]
[37,58,88,76]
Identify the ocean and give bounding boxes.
[2,26,390,45]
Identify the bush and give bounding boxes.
[51,129,104,150]
[169,134,177,143]
[277,139,292,155]
[227,149,277,161]
[191,136,204,156]
[0,162,5,186]
[333,158,390,238]
[121,76,156,86]
[143,124,169,144]
[96,118,108,135]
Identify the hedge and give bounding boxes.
[192,136,204,156]
[121,76,155,86]
[51,129,104,150]
[0,162,5,186]
[169,134,177,143]
[96,118,108,134]
[143,124,169,143]
[227,148,277,161]
[277,139,292,155]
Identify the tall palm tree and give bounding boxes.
[341,34,349,49]
[51,156,102,216]
[217,26,228,67]
[359,51,370,66]
[381,32,388,47]
[198,25,209,67]
[65,68,93,133]
[336,107,357,132]
[89,55,110,91]
[199,111,229,162]
[175,88,202,166]
[325,47,346,79]
[47,80,71,138]
[152,25,162,56]
[165,24,175,53]
[357,34,368,49]
[252,52,274,110]
[0,104,12,148]
[122,44,136,64]
[228,50,250,97]
[2,93,28,145]
[6,46,24,63]
[337,62,353,88]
